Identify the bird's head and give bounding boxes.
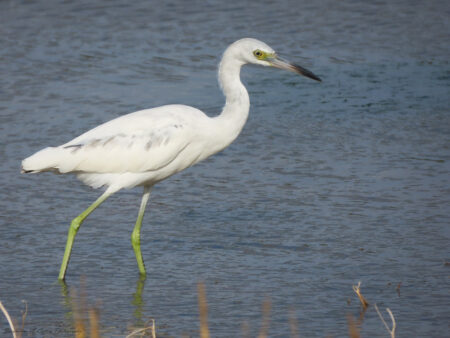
[227,38,321,82]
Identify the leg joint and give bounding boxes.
[131,229,140,246]
[70,217,82,232]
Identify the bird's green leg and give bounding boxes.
[58,190,112,280]
[131,186,151,276]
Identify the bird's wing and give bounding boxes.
[58,124,192,173]
[56,105,204,174]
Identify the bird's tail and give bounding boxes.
[21,147,63,173]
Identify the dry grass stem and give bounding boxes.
[288,308,300,338]
[88,307,100,338]
[346,314,360,338]
[257,297,271,338]
[71,290,86,338]
[0,301,18,338]
[375,304,396,338]
[396,282,402,297]
[352,281,369,309]
[126,319,156,338]
[19,300,27,338]
[241,320,250,338]
[197,282,210,338]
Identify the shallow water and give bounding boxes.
[1,0,449,337]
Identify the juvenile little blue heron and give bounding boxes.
[22,38,321,280]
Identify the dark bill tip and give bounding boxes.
[291,63,322,82]
[269,57,322,82]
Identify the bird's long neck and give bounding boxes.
[213,53,250,145]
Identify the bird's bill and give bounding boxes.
[268,56,321,82]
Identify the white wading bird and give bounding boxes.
[22,38,321,280]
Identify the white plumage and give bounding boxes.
[22,38,321,280]
[23,104,224,192]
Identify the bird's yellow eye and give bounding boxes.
[253,50,265,60]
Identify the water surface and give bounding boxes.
[0,0,449,337]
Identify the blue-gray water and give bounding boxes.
[1,0,449,337]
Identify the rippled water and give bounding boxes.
[1,0,449,337]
